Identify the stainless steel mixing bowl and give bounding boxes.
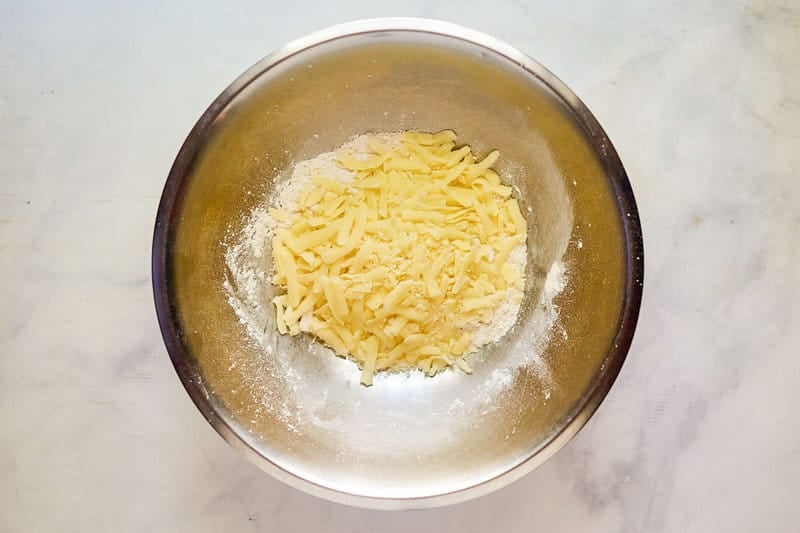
[153,18,643,509]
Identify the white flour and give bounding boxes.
[465,258,567,411]
[272,134,398,215]
[226,133,529,365]
[220,131,572,447]
[219,132,572,446]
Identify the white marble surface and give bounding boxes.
[1,1,798,531]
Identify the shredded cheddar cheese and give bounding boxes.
[270,131,527,386]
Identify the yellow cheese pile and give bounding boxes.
[270,130,527,385]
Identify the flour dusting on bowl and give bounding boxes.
[224,132,563,404]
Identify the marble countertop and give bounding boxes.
[2,1,798,531]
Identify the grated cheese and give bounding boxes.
[269,131,528,385]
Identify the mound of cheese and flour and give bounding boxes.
[265,130,527,386]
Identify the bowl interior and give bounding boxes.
[158,25,639,506]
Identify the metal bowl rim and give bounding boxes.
[151,17,644,510]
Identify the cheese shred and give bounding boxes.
[270,131,527,385]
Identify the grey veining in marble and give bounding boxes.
[1,1,798,532]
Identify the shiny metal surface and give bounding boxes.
[153,18,643,509]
